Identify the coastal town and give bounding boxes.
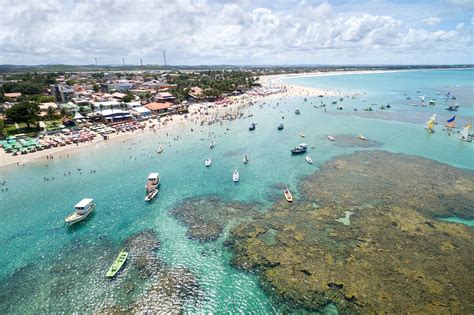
[0,69,290,164]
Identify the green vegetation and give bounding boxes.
[5,100,41,129]
[166,70,260,101]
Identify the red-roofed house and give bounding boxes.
[144,102,173,114]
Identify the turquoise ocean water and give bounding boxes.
[0,69,473,313]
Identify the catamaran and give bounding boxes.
[64,198,95,225]
[106,250,128,278]
[425,114,436,133]
[445,116,456,128]
[233,169,239,182]
[459,123,472,142]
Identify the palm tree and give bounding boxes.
[46,106,57,123]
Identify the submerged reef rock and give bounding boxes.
[226,151,474,313]
[170,196,260,242]
[325,134,382,148]
[131,267,203,314]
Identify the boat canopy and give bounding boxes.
[299,143,308,148]
[148,173,160,180]
[75,198,94,209]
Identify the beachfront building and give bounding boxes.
[92,100,122,111]
[188,86,204,101]
[51,84,76,103]
[154,92,175,102]
[144,102,173,115]
[92,109,133,123]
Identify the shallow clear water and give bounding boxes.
[0,69,473,313]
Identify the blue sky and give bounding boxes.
[0,0,472,65]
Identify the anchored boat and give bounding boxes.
[277,123,284,130]
[145,173,160,192]
[157,145,163,153]
[459,123,472,142]
[284,187,293,202]
[145,189,158,202]
[305,155,313,164]
[249,123,256,131]
[328,135,335,141]
[209,142,215,149]
[233,169,239,182]
[243,155,249,164]
[64,198,95,226]
[106,250,128,278]
[205,159,212,167]
[291,143,307,154]
[358,134,367,140]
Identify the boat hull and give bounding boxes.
[65,206,94,225]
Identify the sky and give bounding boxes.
[0,0,473,65]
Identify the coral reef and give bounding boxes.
[169,196,260,242]
[226,151,474,313]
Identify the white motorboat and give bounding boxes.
[305,155,313,164]
[64,198,95,225]
[157,145,163,153]
[243,155,249,164]
[299,131,305,138]
[205,159,212,167]
[209,142,215,149]
[145,189,158,202]
[233,169,239,182]
[145,173,160,192]
[328,135,335,141]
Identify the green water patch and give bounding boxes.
[0,230,204,313]
[169,196,261,243]
[439,216,474,227]
[226,150,474,313]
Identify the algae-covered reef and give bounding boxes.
[0,230,203,314]
[170,196,260,242]
[226,151,474,313]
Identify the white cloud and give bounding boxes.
[0,0,472,65]
[422,17,441,25]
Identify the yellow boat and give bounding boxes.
[106,250,128,278]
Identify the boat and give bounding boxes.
[459,123,472,142]
[284,187,293,202]
[243,155,249,164]
[295,108,300,115]
[446,105,459,111]
[209,142,215,149]
[337,105,343,110]
[445,116,456,128]
[425,114,436,133]
[332,100,337,105]
[249,123,256,131]
[145,173,160,193]
[106,250,128,278]
[277,123,284,130]
[145,189,158,201]
[205,159,212,167]
[299,131,305,138]
[328,135,335,141]
[428,99,436,105]
[64,198,95,225]
[233,169,239,182]
[291,143,307,154]
[305,155,313,164]
[358,134,367,140]
[157,145,163,153]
